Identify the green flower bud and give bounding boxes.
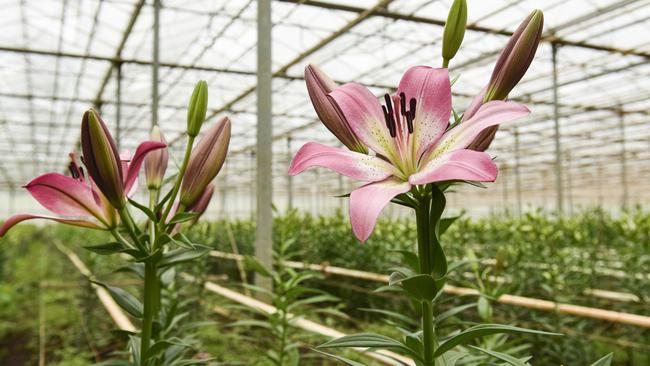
[442,0,467,66]
[187,80,208,137]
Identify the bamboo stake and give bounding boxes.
[209,250,650,329]
[55,242,137,332]
[180,273,416,366]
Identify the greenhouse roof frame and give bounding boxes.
[0,0,648,216]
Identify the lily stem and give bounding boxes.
[160,135,195,226]
[118,207,146,253]
[140,262,158,366]
[416,194,436,366]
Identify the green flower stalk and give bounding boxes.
[187,80,208,137]
[442,0,467,67]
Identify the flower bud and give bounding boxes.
[468,10,543,151]
[179,117,230,207]
[187,80,208,137]
[442,0,467,65]
[305,64,367,154]
[484,10,544,102]
[188,183,215,224]
[144,126,168,190]
[80,108,125,209]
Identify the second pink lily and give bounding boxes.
[289,66,530,242]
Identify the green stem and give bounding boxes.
[118,208,146,253]
[442,58,450,68]
[149,189,159,250]
[160,135,195,226]
[415,197,436,366]
[141,262,158,366]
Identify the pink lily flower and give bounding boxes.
[0,154,118,236]
[289,66,530,242]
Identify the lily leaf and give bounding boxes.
[468,345,530,366]
[434,324,561,357]
[92,281,143,318]
[590,353,614,366]
[312,349,365,366]
[84,242,125,255]
[317,333,420,359]
[158,246,210,268]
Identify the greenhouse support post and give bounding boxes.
[256,0,273,291]
[152,0,160,128]
[115,62,122,149]
[287,135,293,210]
[618,109,628,208]
[514,127,522,217]
[551,42,564,214]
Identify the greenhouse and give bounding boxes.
[0,0,648,365]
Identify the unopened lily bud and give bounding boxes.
[484,10,543,102]
[442,0,467,66]
[187,80,208,137]
[179,117,230,207]
[144,126,168,190]
[305,64,367,154]
[188,183,215,224]
[468,10,543,151]
[80,108,125,209]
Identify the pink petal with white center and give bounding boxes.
[349,178,411,242]
[432,101,529,155]
[288,142,397,182]
[124,141,166,194]
[396,66,451,158]
[409,149,498,185]
[25,173,105,219]
[328,83,397,159]
[0,214,105,237]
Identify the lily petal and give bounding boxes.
[288,142,397,182]
[25,173,105,219]
[396,66,451,158]
[463,86,487,121]
[328,83,397,158]
[409,149,498,185]
[124,141,166,194]
[432,101,529,154]
[349,178,411,242]
[0,214,104,237]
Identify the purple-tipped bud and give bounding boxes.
[144,126,168,190]
[80,108,125,209]
[187,80,208,137]
[305,64,367,154]
[179,117,230,208]
[484,10,544,102]
[468,10,543,151]
[188,183,214,224]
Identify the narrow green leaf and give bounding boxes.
[168,211,198,225]
[312,349,366,366]
[468,345,528,366]
[128,198,157,222]
[395,274,440,302]
[317,333,419,359]
[434,324,561,357]
[439,215,461,236]
[435,303,477,325]
[92,282,143,318]
[83,242,125,255]
[244,255,272,277]
[359,308,419,327]
[158,247,210,268]
[590,353,614,366]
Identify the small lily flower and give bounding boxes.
[289,66,529,242]
[179,117,231,208]
[0,155,118,236]
[144,126,168,190]
[81,109,166,208]
[305,64,367,154]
